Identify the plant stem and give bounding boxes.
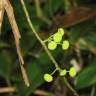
[63,0,71,14]
[51,68,57,75]
[35,0,52,25]
[35,0,42,17]
[64,77,79,96]
[90,86,95,96]
[20,0,60,70]
[20,0,79,96]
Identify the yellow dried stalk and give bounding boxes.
[0,0,4,32]
[2,0,30,87]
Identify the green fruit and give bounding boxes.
[53,33,62,43]
[69,67,76,77]
[58,28,65,36]
[62,40,70,50]
[48,41,57,50]
[60,69,67,76]
[44,73,53,82]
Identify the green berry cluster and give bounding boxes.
[60,67,76,77]
[45,28,70,50]
[44,67,76,82]
[43,28,75,83]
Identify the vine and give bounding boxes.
[20,0,79,96]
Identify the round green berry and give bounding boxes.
[48,41,57,50]
[44,73,53,82]
[53,33,62,43]
[62,40,70,50]
[69,67,76,77]
[58,28,65,36]
[60,69,67,76]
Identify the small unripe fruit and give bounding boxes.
[60,69,67,76]
[44,73,53,82]
[53,33,62,43]
[58,28,65,36]
[62,40,70,50]
[48,41,57,50]
[69,67,76,77]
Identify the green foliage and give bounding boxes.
[17,62,44,96]
[1,0,96,96]
[0,50,13,77]
[75,59,96,89]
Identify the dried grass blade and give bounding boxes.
[0,0,4,33]
[3,0,24,65]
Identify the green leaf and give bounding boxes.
[0,41,10,48]
[84,32,96,47]
[0,50,13,77]
[21,32,37,55]
[51,0,62,13]
[13,48,62,95]
[17,62,44,96]
[44,0,62,16]
[75,58,96,89]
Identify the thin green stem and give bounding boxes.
[20,0,60,69]
[20,0,79,96]
[51,64,69,76]
[63,0,71,14]
[64,77,79,96]
[51,68,57,75]
[35,0,42,17]
[35,0,52,25]
[90,86,95,96]
[43,35,53,43]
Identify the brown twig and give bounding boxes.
[3,0,24,65]
[34,90,53,96]
[0,0,4,32]
[0,87,16,93]
[3,0,30,87]
[20,64,30,87]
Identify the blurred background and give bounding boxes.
[0,0,96,96]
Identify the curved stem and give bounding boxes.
[43,35,53,43]
[64,77,79,96]
[20,0,79,96]
[20,0,60,70]
[51,68,57,75]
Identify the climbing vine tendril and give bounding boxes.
[20,0,79,96]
